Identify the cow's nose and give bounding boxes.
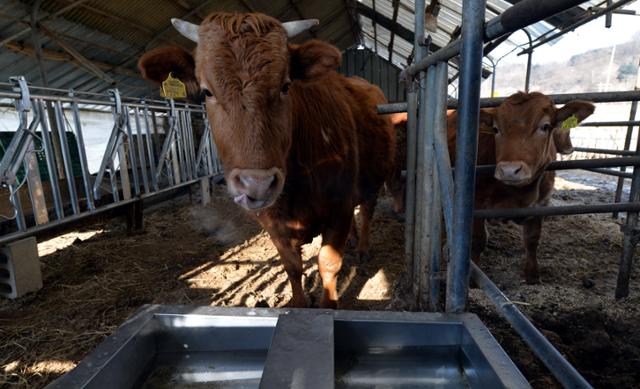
[228,168,284,210]
[494,161,532,185]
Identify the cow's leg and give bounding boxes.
[522,217,542,284]
[471,218,487,264]
[357,197,377,261]
[272,240,308,307]
[318,218,351,309]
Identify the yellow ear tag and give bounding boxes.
[560,114,579,132]
[160,72,187,99]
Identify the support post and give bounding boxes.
[446,0,485,313]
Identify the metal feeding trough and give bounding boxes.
[49,305,530,388]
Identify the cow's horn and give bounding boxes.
[282,19,319,38]
[172,18,199,43]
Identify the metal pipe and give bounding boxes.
[573,147,636,156]
[519,0,635,55]
[142,102,159,192]
[522,28,533,93]
[616,90,640,298]
[0,90,206,113]
[133,107,150,194]
[585,168,633,178]
[402,0,586,78]
[123,106,141,196]
[474,202,640,219]
[36,100,64,219]
[69,91,95,210]
[9,183,27,231]
[474,157,640,176]
[377,90,640,114]
[579,120,640,127]
[615,80,640,215]
[446,0,485,314]
[53,101,80,215]
[470,262,593,389]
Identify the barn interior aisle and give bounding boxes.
[1,0,640,388]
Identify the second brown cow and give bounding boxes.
[389,92,594,283]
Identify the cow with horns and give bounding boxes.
[139,13,395,308]
[388,92,594,284]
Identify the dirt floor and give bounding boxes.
[1,171,639,388]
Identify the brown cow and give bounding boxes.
[139,13,395,308]
[388,92,594,283]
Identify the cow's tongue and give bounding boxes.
[234,194,249,206]
[234,194,266,210]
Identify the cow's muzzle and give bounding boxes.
[228,167,285,211]
[494,161,532,186]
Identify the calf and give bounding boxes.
[139,13,395,308]
[388,92,594,283]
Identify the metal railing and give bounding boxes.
[0,76,222,244]
[380,0,600,387]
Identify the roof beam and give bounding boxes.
[3,41,141,79]
[40,24,117,84]
[0,0,90,47]
[287,0,317,39]
[387,0,400,62]
[342,0,363,44]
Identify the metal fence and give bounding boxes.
[0,76,222,245]
[377,0,619,387]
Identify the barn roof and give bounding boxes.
[0,0,616,99]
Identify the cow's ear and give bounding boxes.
[556,100,595,124]
[289,40,341,80]
[138,45,200,98]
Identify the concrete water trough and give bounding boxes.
[48,305,530,388]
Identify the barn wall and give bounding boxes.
[339,47,406,103]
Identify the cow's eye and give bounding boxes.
[492,126,500,134]
[202,88,213,97]
[542,123,552,131]
[281,82,291,95]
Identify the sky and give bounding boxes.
[491,2,640,65]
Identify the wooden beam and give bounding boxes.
[388,0,400,62]
[3,41,141,79]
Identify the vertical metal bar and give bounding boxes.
[446,0,486,313]
[118,141,131,200]
[53,101,80,215]
[36,99,64,219]
[177,110,188,181]
[404,85,418,287]
[606,0,613,28]
[108,160,120,202]
[522,29,533,93]
[614,63,640,215]
[133,107,150,194]
[123,107,140,196]
[9,184,26,231]
[170,130,182,185]
[150,110,162,160]
[616,109,640,298]
[142,103,159,191]
[614,100,638,216]
[69,91,95,210]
